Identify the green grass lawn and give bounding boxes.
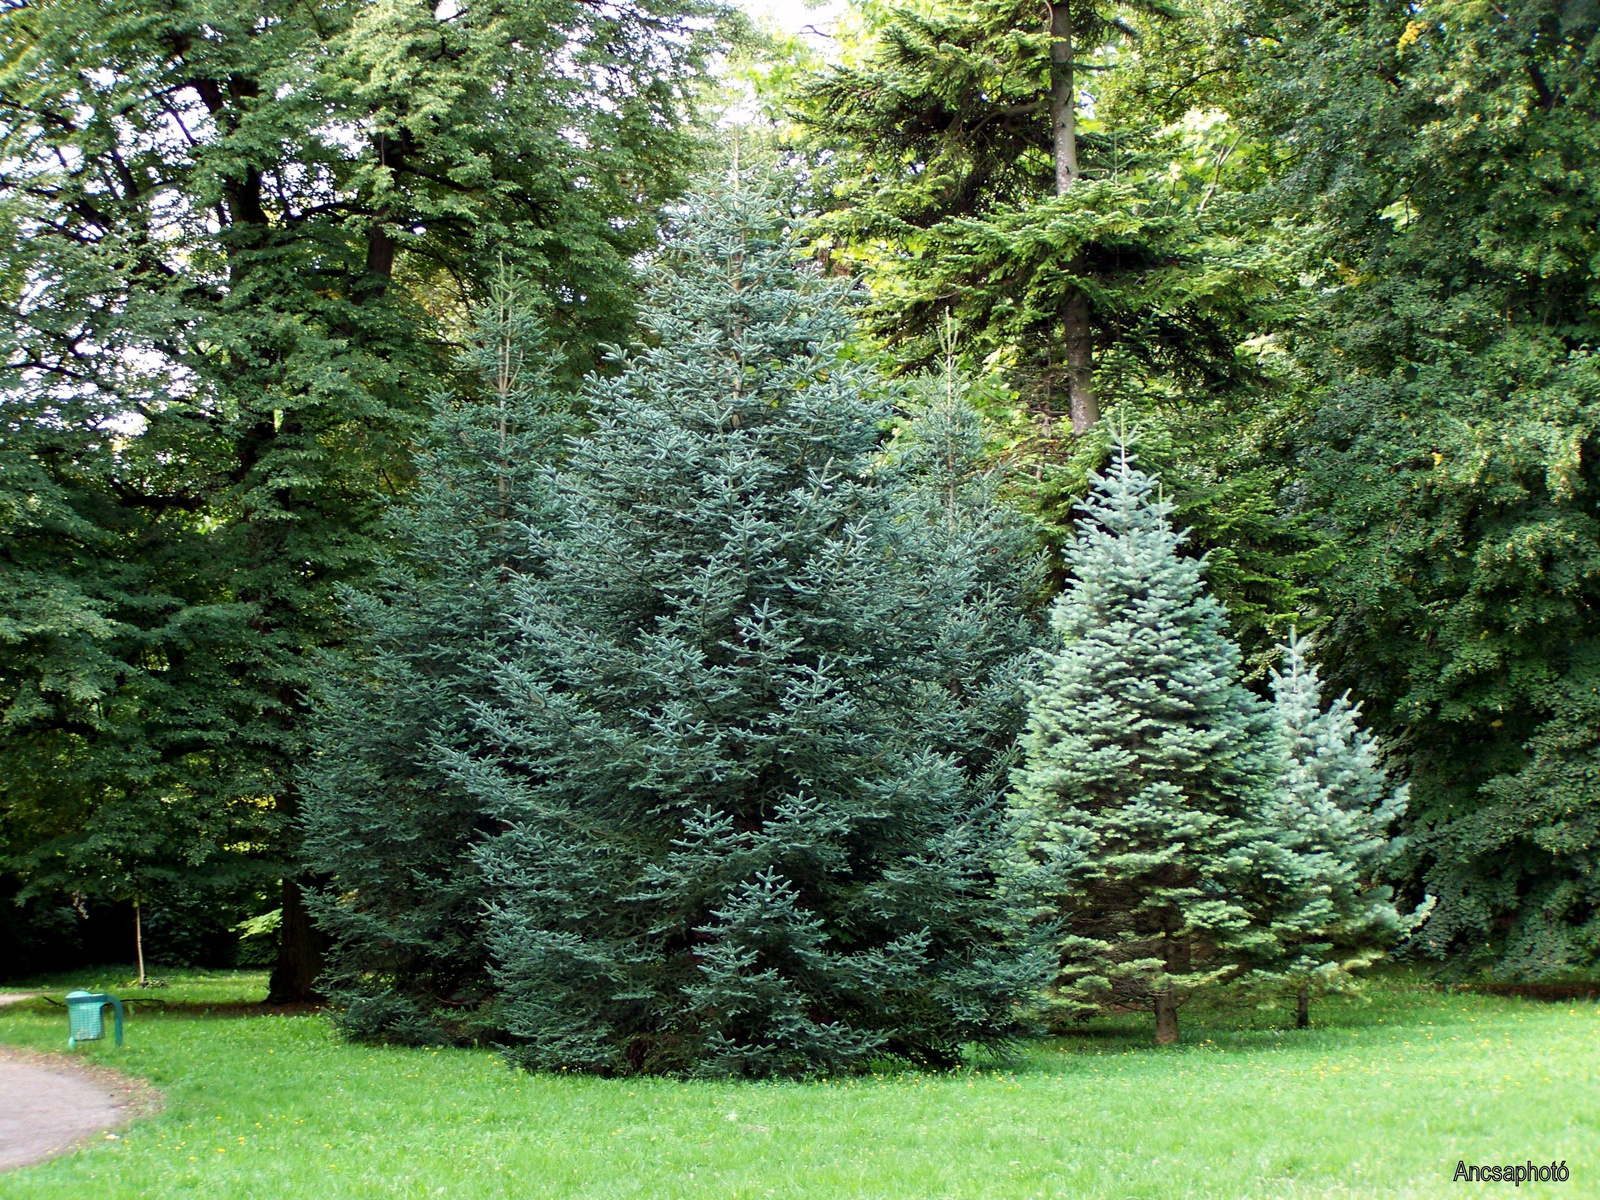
[0,970,1594,1199]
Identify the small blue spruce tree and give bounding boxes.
[1009,439,1280,1044]
[1252,631,1425,1026]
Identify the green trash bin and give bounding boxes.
[65,990,124,1049]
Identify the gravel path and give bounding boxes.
[0,1038,160,1172]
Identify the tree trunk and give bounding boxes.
[1064,288,1098,433]
[1296,981,1310,1029]
[1154,934,1190,1045]
[1048,2,1098,434]
[266,877,325,1004]
[134,901,146,987]
[1153,987,1179,1044]
[360,133,401,293]
[1048,2,1079,194]
[365,218,397,280]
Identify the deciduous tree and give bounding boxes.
[1233,0,1600,974]
[0,0,727,995]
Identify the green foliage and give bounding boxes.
[793,0,1281,398]
[1015,382,1331,678]
[0,0,726,971]
[1247,632,1421,1005]
[791,0,1322,675]
[1452,648,1600,978]
[302,275,570,1043]
[467,177,1048,1077]
[0,356,285,913]
[1233,0,1600,973]
[9,0,1596,1006]
[1008,441,1284,1038]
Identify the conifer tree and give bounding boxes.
[794,0,1271,435]
[790,0,1317,681]
[1251,632,1422,1026]
[464,178,1047,1077]
[886,322,1053,782]
[1009,439,1278,1043]
[301,275,569,1042]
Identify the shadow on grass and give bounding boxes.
[18,996,316,1020]
[994,966,1600,1071]
[0,967,273,1015]
[1459,982,1600,1001]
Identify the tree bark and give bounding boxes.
[362,133,402,291]
[1154,934,1189,1045]
[1153,987,1179,1044]
[366,218,397,280]
[1296,981,1310,1029]
[134,901,146,987]
[1049,2,1080,194]
[1048,2,1098,434]
[266,876,325,1004]
[1064,288,1098,433]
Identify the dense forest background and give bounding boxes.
[3,0,1597,999]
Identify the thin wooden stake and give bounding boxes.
[134,900,146,987]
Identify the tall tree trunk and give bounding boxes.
[1048,1,1098,434]
[1296,981,1310,1029]
[1049,2,1080,194]
[1063,289,1097,433]
[267,876,325,1004]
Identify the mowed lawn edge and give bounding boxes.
[0,970,1594,1200]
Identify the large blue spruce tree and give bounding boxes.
[463,178,1048,1077]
